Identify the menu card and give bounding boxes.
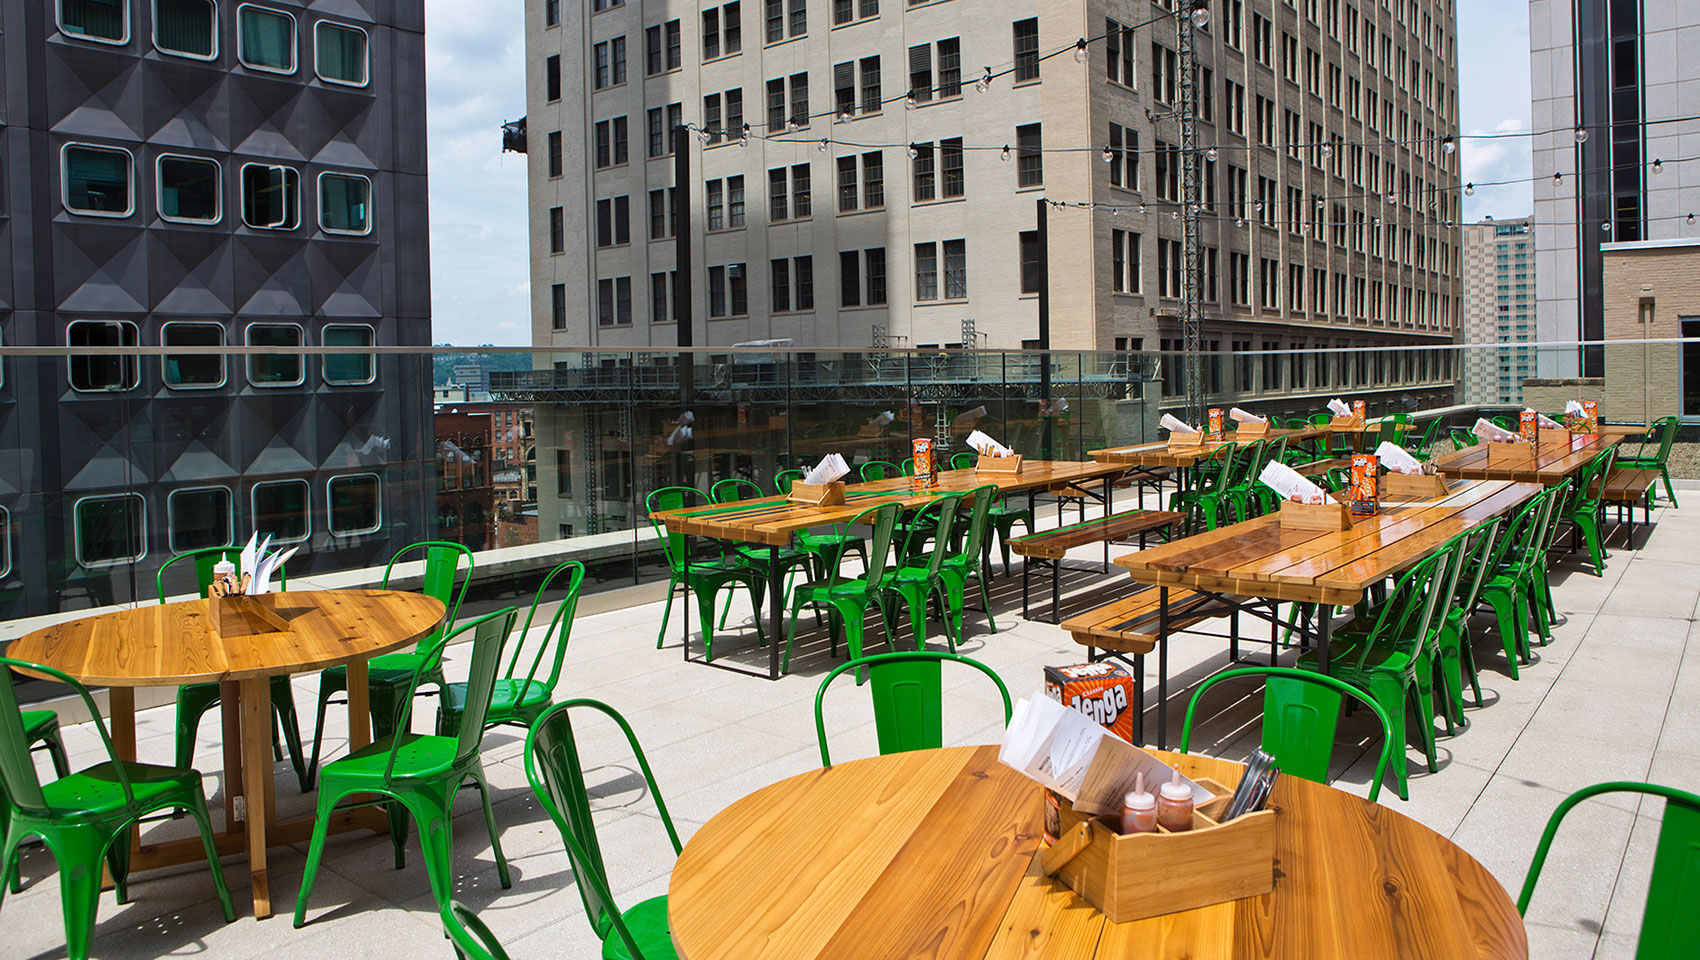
[966,430,1014,458]
[1258,460,1328,505]
[1327,398,1352,418]
[1473,418,1518,443]
[227,533,295,596]
[1536,412,1563,430]
[1375,441,1424,475]
[1160,413,1199,436]
[1000,691,1214,815]
[802,453,850,485]
[1229,407,1267,425]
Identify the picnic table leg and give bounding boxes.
[1157,586,1170,750]
[1021,556,1031,620]
[1228,607,1239,662]
[1051,559,1061,624]
[769,546,784,680]
[1317,602,1333,675]
[681,535,691,660]
[1132,653,1146,745]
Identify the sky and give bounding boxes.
[422,1,1537,346]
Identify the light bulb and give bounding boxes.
[1464,182,1474,196]
[977,67,992,92]
[1236,217,1246,228]
[1074,38,1087,63]
[1001,144,1011,161]
[838,109,852,123]
[1601,221,1612,233]
[1386,191,1397,205]
[1373,217,1381,227]
[1206,146,1219,161]
[1442,136,1455,155]
[1191,4,1210,28]
[818,138,829,152]
[1253,201,1263,213]
[1110,207,1118,216]
[1689,213,1696,226]
[786,118,798,132]
[1170,211,1179,221]
[1320,142,1333,159]
[1652,158,1663,173]
[1138,204,1148,215]
[905,92,917,110]
[1554,171,1563,184]
[1102,146,1114,163]
[1316,198,1325,209]
[740,122,750,146]
[1574,126,1588,143]
[907,143,918,159]
[698,128,711,144]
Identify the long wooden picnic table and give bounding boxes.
[652,461,1129,678]
[1430,432,1621,486]
[1103,478,1543,747]
[1089,425,1328,469]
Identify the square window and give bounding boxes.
[242,163,301,229]
[168,486,234,553]
[68,320,140,392]
[315,21,368,86]
[318,172,371,234]
[157,154,221,223]
[328,474,382,536]
[246,323,304,386]
[322,324,375,385]
[62,144,134,217]
[153,0,215,58]
[238,4,296,73]
[162,322,226,388]
[75,494,147,568]
[59,0,129,43]
[252,479,310,542]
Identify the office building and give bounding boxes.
[1460,217,1534,404]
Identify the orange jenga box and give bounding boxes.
[1519,410,1538,443]
[912,437,933,482]
[1352,399,1367,422]
[1583,400,1599,433]
[1208,408,1225,436]
[1044,663,1134,744]
[1350,453,1379,517]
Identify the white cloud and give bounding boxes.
[1457,3,1533,222]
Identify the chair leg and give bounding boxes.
[295,786,345,927]
[39,730,70,780]
[52,826,109,960]
[402,785,459,912]
[1482,589,1522,681]
[467,766,511,890]
[1410,666,1440,772]
[782,593,808,674]
[182,792,237,923]
[305,671,346,791]
[1362,674,1410,801]
[1659,466,1678,508]
[271,677,311,794]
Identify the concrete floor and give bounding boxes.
[5,491,1695,959]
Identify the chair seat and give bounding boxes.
[323,732,461,783]
[794,576,877,601]
[38,762,202,819]
[603,895,677,960]
[23,710,59,742]
[1297,641,1415,675]
[441,678,551,720]
[796,531,863,550]
[322,658,430,689]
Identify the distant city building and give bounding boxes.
[1530,0,1700,378]
[1460,218,1534,404]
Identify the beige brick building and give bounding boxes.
[1460,217,1533,404]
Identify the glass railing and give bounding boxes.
[1,339,1691,670]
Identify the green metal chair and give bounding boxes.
[783,503,901,677]
[1170,442,1239,533]
[646,486,769,660]
[933,485,1000,640]
[901,457,916,475]
[157,547,310,793]
[1529,480,1575,642]
[1434,519,1503,725]
[294,607,519,927]
[3,711,71,892]
[524,699,682,960]
[439,560,585,737]
[444,901,512,960]
[950,451,977,470]
[1178,666,1398,802]
[1408,417,1443,461]
[0,658,236,960]
[1559,447,1617,576]
[985,492,1035,576]
[1616,415,1679,507]
[1221,439,1267,523]
[1477,490,1557,679]
[814,651,1013,766]
[1376,411,1410,446]
[881,495,962,652]
[1518,781,1700,958]
[1449,427,1478,451]
[307,540,473,788]
[716,477,853,585]
[859,460,900,482]
[773,468,806,494]
[1492,415,1516,431]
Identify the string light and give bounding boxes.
[1652,158,1663,173]
[837,109,852,123]
[1319,142,1333,159]
[1688,213,1695,225]
[1464,182,1474,196]
[976,67,992,92]
[1206,146,1218,161]
[907,142,918,159]
[1102,145,1114,163]
[1601,221,1612,233]
[1442,136,1455,155]
[1001,144,1011,161]
[1074,38,1087,63]
[1190,2,1210,28]
[905,91,917,110]
[818,138,829,152]
[786,118,798,132]
[739,123,750,146]
[1554,171,1563,183]
[1574,126,1589,143]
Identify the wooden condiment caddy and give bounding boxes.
[1278,498,1354,531]
[1328,415,1365,430]
[208,593,293,639]
[1232,420,1270,438]
[974,454,1023,475]
[1039,778,1276,923]
[1485,442,1536,466]
[1381,471,1450,499]
[786,480,846,506]
[1166,434,1208,452]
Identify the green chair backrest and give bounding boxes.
[1451,518,1503,616]
[645,486,708,574]
[0,658,132,814]
[443,901,512,960]
[710,478,763,504]
[826,503,900,601]
[385,607,517,779]
[1572,447,1617,511]
[524,699,681,958]
[1518,781,1700,958]
[1450,428,1478,450]
[1179,666,1397,802]
[904,494,962,577]
[813,651,1013,766]
[382,541,474,652]
[1492,415,1515,430]
[1194,442,1238,496]
[774,468,805,494]
[156,545,289,602]
[1343,544,1454,672]
[1309,413,1333,426]
[901,457,916,476]
[1410,417,1443,456]
[1644,416,1679,465]
[950,452,977,470]
[860,460,899,482]
[954,485,999,568]
[502,560,585,709]
[1537,480,1573,557]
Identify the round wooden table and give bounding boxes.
[9,588,445,919]
[667,744,1527,959]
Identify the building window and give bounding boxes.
[546,54,561,100]
[60,0,130,44]
[1107,124,1137,191]
[1110,229,1141,294]
[1016,123,1042,187]
[246,322,303,386]
[0,507,10,579]
[68,320,140,392]
[1012,18,1039,82]
[911,142,935,201]
[551,283,566,329]
[315,20,368,85]
[1105,19,1133,86]
[253,479,310,542]
[647,104,682,157]
[328,474,382,537]
[154,0,215,58]
[318,172,371,235]
[914,242,937,301]
[594,117,628,168]
[940,138,964,198]
[237,4,296,73]
[75,494,147,568]
[595,196,629,245]
[322,324,375,385]
[169,486,234,553]
[241,162,300,229]
[592,37,626,89]
[914,240,965,301]
[651,271,675,323]
[597,277,633,326]
[550,206,564,252]
[156,154,220,223]
[548,130,563,176]
[1019,230,1040,295]
[648,187,676,238]
[62,144,134,217]
[544,0,558,26]
[770,256,813,312]
[728,176,744,226]
[707,264,748,317]
[162,321,225,389]
[646,19,681,74]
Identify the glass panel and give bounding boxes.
[61,0,127,41]
[76,495,146,567]
[64,146,132,215]
[168,487,233,552]
[253,479,310,542]
[319,173,370,233]
[315,21,367,84]
[328,474,381,535]
[155,0,214,56]
[323,325,375,384]
[163,322,225,387]
[242,164,300,229]
[239,5,295,71]
[68,320,140,391]
[158,155,220,221]
[246,324,303,385]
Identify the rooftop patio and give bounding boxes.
[4,475,1692,959]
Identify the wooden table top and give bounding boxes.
[1090,426,1327,467]
[1430,433,1620,485]
[653,461,1127,547]
[1113,479,1543,605]
[8,589,445,686]
[667,744,1526,960]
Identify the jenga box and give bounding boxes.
[1519,409,1538,443]
[1208,408,1225,436]
[912,437,934,482]
[1044,663,1134,744]
[1583,400,1599,434]
[1350,453,1379,517]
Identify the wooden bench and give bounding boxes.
[1009,510,1184,622]
[1061,585,1245,747]
[1603,467,1660,547]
